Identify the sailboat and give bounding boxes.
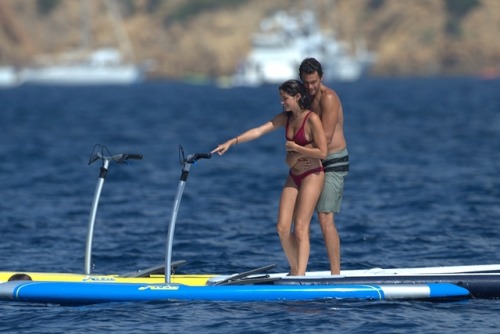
[20,0,144,86]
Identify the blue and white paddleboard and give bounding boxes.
[0,281,469,305]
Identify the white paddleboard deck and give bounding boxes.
[208,263,500,284]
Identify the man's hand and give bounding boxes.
[294,158,311,171]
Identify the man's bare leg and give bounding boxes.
[318,211,340,275]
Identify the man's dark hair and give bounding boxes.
[299,58,323,78]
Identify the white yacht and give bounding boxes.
[20,0,145,86]
[0,66,21,88]
[232,10,376,86]
[20,48,143,85]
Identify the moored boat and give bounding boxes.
[231,9,376,86]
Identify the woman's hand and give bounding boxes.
[211,142,230,155]
[212,137,238,155]
[285,140,302,167]
[293,158,311,171]
[285,140,297,152]
[285,151,298,167]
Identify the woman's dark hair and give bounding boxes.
[279,79,311,110]
[299,57,323,78]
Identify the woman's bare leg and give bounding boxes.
[277,178,299,274]
[292,172,324,275]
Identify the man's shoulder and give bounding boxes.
[320,84,340,104]
[321,84,339,98]
[307,110,321,121]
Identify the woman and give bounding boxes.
[212,79,327,276]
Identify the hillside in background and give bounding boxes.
[0,0,499,79]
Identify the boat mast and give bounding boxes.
[104,0,135,62]
[81,0,91,52]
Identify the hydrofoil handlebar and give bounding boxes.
[89,152,143,165]
[178,145,211,165]
[185,152,211,163]
[165,146,211,282]
[84,146,143,275]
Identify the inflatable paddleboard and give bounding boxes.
[0,281,469,305]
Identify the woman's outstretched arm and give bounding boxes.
[212,113,287,155]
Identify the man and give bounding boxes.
[299,58,349,275]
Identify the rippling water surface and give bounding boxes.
[0,77,499,333]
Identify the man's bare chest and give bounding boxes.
[311,100,322,117]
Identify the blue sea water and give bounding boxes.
[0,77,499,333]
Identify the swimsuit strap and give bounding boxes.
[296,111,311,137]
[286,111,312,144]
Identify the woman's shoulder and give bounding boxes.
[271,111,289,126]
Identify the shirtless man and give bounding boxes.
[299,58,349,275]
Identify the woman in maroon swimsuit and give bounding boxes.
[212,79,327,276]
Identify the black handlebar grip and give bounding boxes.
[114,153,143,163]
[186,152,212,163]
[194,153,212,160]
[124,154,143,160]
